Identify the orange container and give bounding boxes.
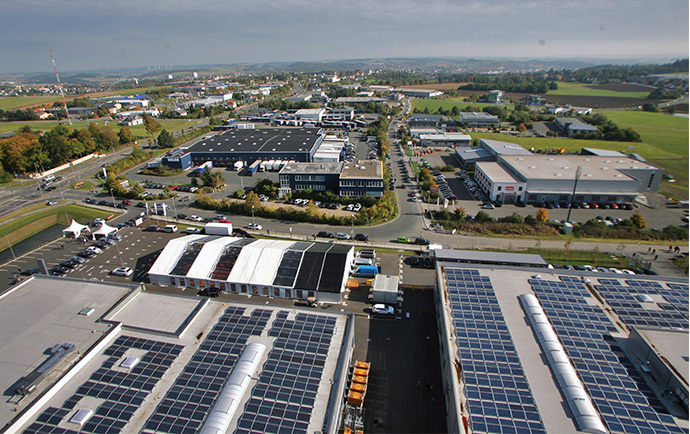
[353,368,368,377]
[350,382,367,393]
[352,375,368,384]
[354,361,370,370]
[347,391,364,406]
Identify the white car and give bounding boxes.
[188,215,203,222]
[111,266,133,276]
[86,246,102,254]
[622,269,636,275]
[184,228,202,234]
[336,233,351,240]
[248,222,262,230]
[371,304,395,315]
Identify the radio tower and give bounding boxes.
[49,49,72,126]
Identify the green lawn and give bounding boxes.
[0,118,203,139]
[548,82,650,98]
[601,110,689,156]
[411,99,512,113]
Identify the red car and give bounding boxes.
[610,203,619,209]
[589,203,599,209]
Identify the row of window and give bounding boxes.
[295,175,326,182]
[296,185,326,191]
[340,180,383,188]
[169,276,316,299]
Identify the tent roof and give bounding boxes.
[63,220,89,235]
[92,223,118,236]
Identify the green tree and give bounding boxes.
[157,129,174,148]
[536,208,549,222]
[143,115,162,144]
[630,212,647,229]
[453,207,466,220]
[475,211,493,223]
[118,127,135,146]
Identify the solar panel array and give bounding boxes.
[444,268,546,434]
[594,279,688,330]
[318,245,351,293]
[24,336,184,434]
[170,242,205,276]
[234,311,337,434]
[273,242,310,288]
[141,306,272,434]
[294,244,332,291]
[209,238,255,281]
[530,276,684,434]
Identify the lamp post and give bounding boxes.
[109,188,116,208]
[251,206,255,226]
[350,214,354,238]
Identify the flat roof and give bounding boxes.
[434,249,547,267]
[475,161,523,183]
[7,281,352,434]
[419,133,471,141]
[459,112,499,120]
[0,276,137,427]
[500,155,662,181]
[455,146,493,162]
[186,128,322,154]
[438,266,689,434]
[581,148,628,157]
[280,161,343,174]
[636,327,689,385]
[340,160,382,179]
[480,139,532,156]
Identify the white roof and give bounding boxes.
[148,235,208,276]
[92,223,117,236]
[227,240,276,283]
[63,220,89,236]
[249,240,294,285]
[186,237,242,280]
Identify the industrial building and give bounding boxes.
[433,263,688,434]
[408,114,445,128]
[419,132,471,148]
[475,154,663,204]
[160,128,325,170]
[458,112,500,128]
[455,138,533,167]
[148,235,355,303]
[396,88,443,98]
[555,117,599,137]
[278,160,384,198]
[2,276,354,434]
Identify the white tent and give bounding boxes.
[62,220,89,238]
[92,223,118,239]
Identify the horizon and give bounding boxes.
[1,0,687,76]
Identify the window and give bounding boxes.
[591,195,600,202]
[497,186,502,191]
[518,187,523,191]
[528,194,537,201]
[274,288,280,297]
[559,195,568,201]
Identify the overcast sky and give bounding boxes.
[1,0,688,74]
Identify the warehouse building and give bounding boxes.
[555,117,599,137]
[454,138,532,166]
[408,114,445,128]
[433,263,688,434]
[458,112,499,128]
[419,132,471,148]
[161,128,324,170]
[474,154,663,204]
[278,160,384,198]
[396,88,443,98]
[148,236,355,303]
[3,276,354,434]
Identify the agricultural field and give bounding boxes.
[0,86,162,111]
[548,82,653,99]
[411,99,512,114]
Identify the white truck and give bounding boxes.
[272,160,282,171]
[233,161,245,171]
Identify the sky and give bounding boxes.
[0,0,688,74]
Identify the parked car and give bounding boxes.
[336,233,351,240]
[371,304,395,316]
[397,236,410,243]
[111,266,134,276]
[184,228,202,234]
[143,225,159,232]
[316,231,334,238]
[247,222,262,230]
[77,250,96,258]
[354,233,369,242]
[414,237,430,245]
[188,215,203,222]
[86,246,102,254]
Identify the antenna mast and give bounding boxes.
[49,49,72,126]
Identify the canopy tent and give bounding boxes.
[92,223,118,239]
[62,220,89,238]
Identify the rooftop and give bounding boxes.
[186,128,322,154]
[480,139,533,156]
[475,161,523,184]
[500,155,662,181]
[340,160,383,180]
[280,162,343,175]
[635,327,689,386]
[5,278,352,434]
[459,112,499,120]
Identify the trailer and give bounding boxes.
[259,161,268,172]
[248,160,261,175]
[233,161,245,171]
[204,222,233,235]
[193,160,213,176]
[266,160,276,171]
[272,160,282,171]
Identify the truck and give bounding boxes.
[193,161,213,176]
[204,222,233,236]
[266,160,276,171]
[272,160,282,171]
[233,161,245,171]
[353,265,381,278]
[259,161,268,172]
[248,160,261,175]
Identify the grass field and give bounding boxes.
[0,118,202,139]
[411,99,512,113]
[548,82,650,99]
[0,86,163,111]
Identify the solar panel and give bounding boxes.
[530,277,684,434]
[444,269,547,434]
[317,245,350,293]
[25,336,183,434]
[170,241,205,276]
[293,244,332,291]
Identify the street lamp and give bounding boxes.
[109,188,116,207]
[350,214,354,238]
[251,206,255,226]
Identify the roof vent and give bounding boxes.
[360,166,366,170]
[617,160,624,163]
[121,357,140,370]
[562,166,569,170]
[555,173,563,177]
[602,167,608,170]
[547,158,554,161]
[604,160,611,163]
[70,409,94,427]
[615,174,622,177]
[585,174,593,177]
[517,157,524,161]
[584,158,591,162]
[528,166,536,169]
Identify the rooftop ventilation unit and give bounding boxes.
[121,356,140,370]
[70,409,94,427]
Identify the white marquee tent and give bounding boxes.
[62,220,89,238]
[92,223,118,239]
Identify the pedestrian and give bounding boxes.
[655,255,658,260]
[647,247,651,253]
[267,229,270,235]
[669,245,673,251]
[17,267,21,273]
[652,249,656,255]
